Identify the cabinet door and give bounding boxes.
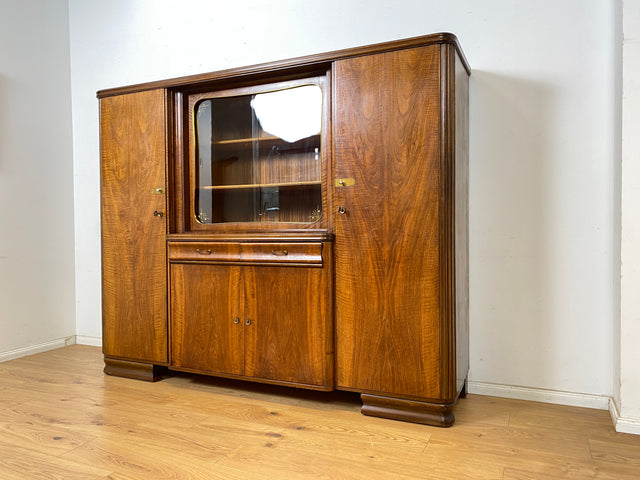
[100,89,168,363]
[170,263,244,375]
[243,263,334,389]
[333,46,443,399]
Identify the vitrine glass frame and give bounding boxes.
[185,74,330,233]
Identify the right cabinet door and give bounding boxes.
[243,261,334,389]
[333,45,445,400]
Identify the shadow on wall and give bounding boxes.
[0,74,6,173]
[469,70,563,389]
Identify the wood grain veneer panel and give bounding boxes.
[243,244,334,388]
[100,89,168,363]
[333,45,443,399]
[170,263,244,375]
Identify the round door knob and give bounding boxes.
[337,206,347,215]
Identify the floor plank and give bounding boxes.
[1,345,640,480]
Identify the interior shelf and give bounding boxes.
[201,181,321,190]
[213,134,320,146]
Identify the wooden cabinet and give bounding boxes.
[98,33,469,426]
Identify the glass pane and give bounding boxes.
[194,84,323,224]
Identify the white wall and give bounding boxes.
[0,0,76,354]
[619,0,640,429]
[69,0,622,401]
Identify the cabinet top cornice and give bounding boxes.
[97,32,469,99]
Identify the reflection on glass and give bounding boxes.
[194,84,322,224]
[251,86,322,143]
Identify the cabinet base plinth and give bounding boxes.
[360,394,455,427]
[103,358,163,382]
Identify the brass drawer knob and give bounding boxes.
[233,317,240,324]
[245,319,252,326]
[337,206,347,215]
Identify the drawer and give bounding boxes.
[168,241,323,265]
[240,243,323,265]
[168,242,241,262]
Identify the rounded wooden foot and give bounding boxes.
[360,394,456,427]
[103,357,164,382]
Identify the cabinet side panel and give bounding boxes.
[333,46,443,400]
[100,90,168,363]
[454,51,470,394]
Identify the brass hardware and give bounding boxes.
[196,248,212,255]
[309,205,322,222]
[197,209,210,223]
[151,187,165,195]
[335,178,355,187]
[271,249,288,256]
[233,317,240,324]
[337,206,347,215]
[153,210,164,218]
[245,319,252,326]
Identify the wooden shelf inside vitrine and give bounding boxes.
[201,181,321,190]
[213,134,320,146]
[214,136,278,145]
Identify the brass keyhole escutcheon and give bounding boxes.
[245,319,252,326]
[337,206,347,215]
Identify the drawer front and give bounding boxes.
[168,241,323,265]
[239,243,323,265]
[168,242,241,262]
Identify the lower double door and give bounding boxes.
[170,262,333,390]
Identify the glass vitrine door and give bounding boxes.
[189,77,326,228]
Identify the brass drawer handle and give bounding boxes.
[271,249,288,256]
[196,248,212,255]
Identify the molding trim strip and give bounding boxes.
[609,398,640,435]
[75,335,103,347]
[0,336,76,363]
[469,381,640,435]
[467,381,611,410]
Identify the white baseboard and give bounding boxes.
[0,335,103,363]
[0,336,76,363]
[467,381,611,410]
[74,335,102,347]
[608,398,640,435]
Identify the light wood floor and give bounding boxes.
[1,346,639,479]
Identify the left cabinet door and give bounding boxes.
[170,263,244,376]
[100,89,168,368]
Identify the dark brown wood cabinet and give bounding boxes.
[99,33,469,426]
